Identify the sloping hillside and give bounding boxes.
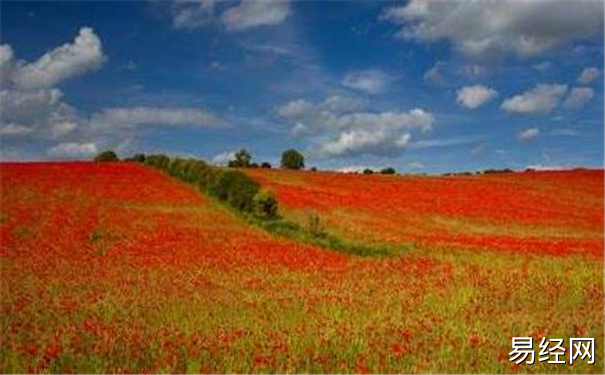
[247,168,604,257]
[0,163,603,373]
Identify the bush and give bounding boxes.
[281,149,305,170]
[210,170,260,212]
[261,162,272,169]
[94,150,118,162]
[131,153,146,163]
[380,167,396,175]
[252,188,278,219]
[363,168,373,175]
[144,154,170,169]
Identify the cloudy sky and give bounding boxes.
[1,0,603,173]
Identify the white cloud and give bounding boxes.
[211,150,236,165]
[277,95,433,158]
[501,84,567,114]
[0,123,34,136]
[315,109,433,157]
[382,0,604,59]
[423,61,445,85]
[563,87,594,108]
[456,85,497,109]
[577,67,600,84]
[172,0,217,29]
[275,99,313,118]
[0,28,105,140]
[408,135,486,150]
[90,107,222,129]
[276,95,365,136]
[221,0,291,31]
[48,141,98,158]
[342,69,388,94]
[0,88,79,138]
[517,127,540,141]
[11,27,105,90]
[318,128,411,158]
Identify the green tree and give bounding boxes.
[280,149,305,170]
[380,167,396,175]
[94,150,118,162]
[228,149,252,168]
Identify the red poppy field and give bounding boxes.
[1,162,603,373]
[247,168,604,257]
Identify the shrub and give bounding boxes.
[363,168,373,175]
[281,149,305,170]
[261,162,272,169]
[94,150,118,162]
[380,167,396,175]
[144,154,170,169]
[252,188,278,219]
[210,170,260,212]
[131,154,146,163]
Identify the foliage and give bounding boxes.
[363,168,373,175]
[280,149,305,170]
[94,150,118,162]
[380,167,396,175]
[210,170,260,212]
[252,188,278,219]
[228,149,252,168]
[261,162,272,169]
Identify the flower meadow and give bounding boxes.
[246,168,604,257]
[1,162,603,373]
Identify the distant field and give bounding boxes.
[247,168,604,257]
[1,163,603,373]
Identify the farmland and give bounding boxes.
[1,162,603,373]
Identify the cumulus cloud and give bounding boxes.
[577,67,600,84]
[501,84,567,114]
[11,27,105,90]
[0,88,79,139]
[381,0,604,59]
[47,141,98,158]
[0,28,105,140]
[517,127,540,141]
[318,129,410,157]
[277,95,433,158]
[342,69,388,94]
[456,85,497,109]
[275,95,364,135]
[563,87,594,108]
[89,107,222,129]
[221,0,291,31]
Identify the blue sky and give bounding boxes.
[0,0,603,173]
